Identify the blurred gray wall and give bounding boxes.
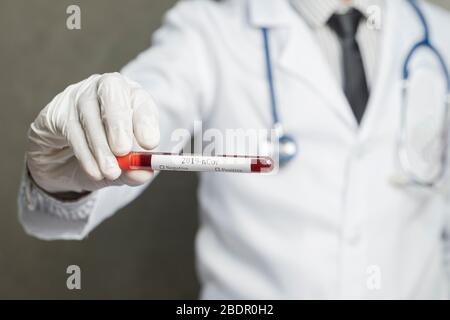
[0,0,197,299]
[0,0,449,299]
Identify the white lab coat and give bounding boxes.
[18,0,450,299]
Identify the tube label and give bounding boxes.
[151,155,252,173]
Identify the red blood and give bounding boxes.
[250,157,273,173]
[116,152,152,170]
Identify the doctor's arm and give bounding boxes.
[18,2,215,240]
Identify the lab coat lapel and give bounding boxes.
[276,22,356,129]
[358,0,403,138]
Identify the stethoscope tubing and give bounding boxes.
[261,27,281,127]
[261,0,450,184]
[397,0,450,187]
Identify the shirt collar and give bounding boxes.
[247,0,297,27]
[290,0,385,28]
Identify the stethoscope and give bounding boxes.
[261,26,298,166]
[262,0,450,187]
[395,0,450,187]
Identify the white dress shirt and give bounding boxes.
[290,0,384,88]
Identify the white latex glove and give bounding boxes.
[27,73,160,193]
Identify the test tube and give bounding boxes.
[116,152,273,173]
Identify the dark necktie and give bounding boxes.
[327,9,369,124]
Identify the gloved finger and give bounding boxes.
[103,170,153,187]
[131,87,160,150]
[77,85,122,181]
[121,170,154,186]
[65,120,103,182]
[97,73,133,156]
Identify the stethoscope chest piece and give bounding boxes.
[278,134,297,167]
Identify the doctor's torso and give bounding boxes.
[123,0,450,299]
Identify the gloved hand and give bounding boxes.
[27,73,160,193]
